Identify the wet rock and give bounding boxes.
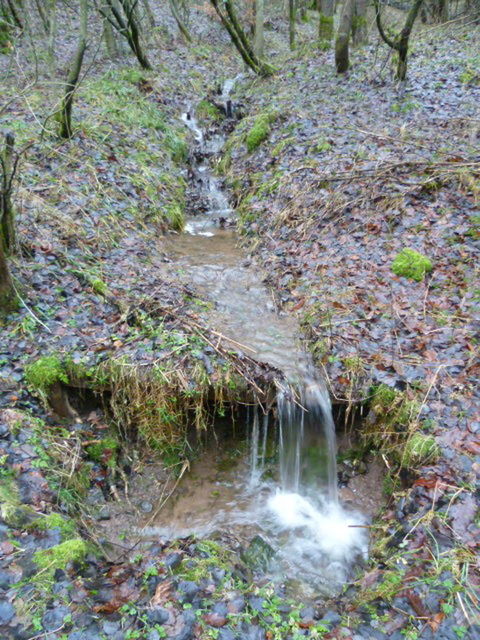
[0,422,10,438]
[228,596,245,613]
[176,580,199,604]
[241,535,274,572]
[211,567,226,583]
[321,610,341,626]
[174,610,196,640]
[94,506,111,521]
[147,631,160,640]
[218,629,236,640]
[165,552,182,570]
[102,620,120,635]
[42,606,71,631]
[146,607,169,624]
[140,501,153,514]
[68,633,88,640]
[0,600,15,625]
[240,622,264,640]
[248,596,265,612]
[300,606,315,620]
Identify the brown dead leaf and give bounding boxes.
[428,612,445,631]
[150,580,172,607]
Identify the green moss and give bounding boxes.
[90,277,109,296]
[32,513,77,540]
[246,112,277,153]
[86,437,118,468]
[196,99,222,123]
[391,248,433,282]
[33,538,88,572]
[24,356,68,396]
[0,477,38,527]
[401,432,440,468]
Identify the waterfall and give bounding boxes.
[249,379,338,503]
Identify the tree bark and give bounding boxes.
[47,0,57,67]
[254,0,264,57]
[335,0,355,72]
[318,0,334,47]
[169,0,192,42]
[59,0,87,138]
[99,0,152,69]
[5,0,22,29]
[140,0,155,26]
[353,0,368,46]
[289,0,296,49]
[374,0,424,81]
[0,239,15,314]
[103,15,119,57]
[1,131,16,252]
[33,0,50,33]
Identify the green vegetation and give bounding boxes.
[86,437,119,468]
[391,248,433,281]
[30,512,77,540]
[196,99,223,123]
[33,538,88,572]
[246,112,277,152]
[401,431,440,467]
[24,355,68,397]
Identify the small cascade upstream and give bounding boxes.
[142,78,371,596]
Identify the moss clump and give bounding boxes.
[90,277,109,297]
[33,538,88,572]
[86,437,118,467]
[24,356,68,396]
[391,248,432,282]
[164,203,185,231]
[32,513,77,540]
[0,478,38,527]
[246,112,277,153]
[196,99,222,123]
[401,432,439,468]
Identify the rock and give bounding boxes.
[147,631,160,640]
[0,422,10,438]
[204,612,227,627]
[146,607,169,624]
[228,596,245,614]
[211,567,226,583]
[140,501,153,513]
[174,610,196,640]
[94,506,111,521]
[165,552,182,570]
[248,596,265,613]
[241,535,274,572]
[321,610,341,626]
[0,600,14,625]
[176,580,199,604]
[218,629,236,640]
[102,620,120,635]
[42,606,71,631]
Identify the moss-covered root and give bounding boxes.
[391,248,433,282]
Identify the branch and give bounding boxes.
[373,0,398,50]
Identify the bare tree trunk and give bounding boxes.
[33,0,50,33]
[0,239,15,314]
[209,0,272,75]
[169,0,192,42]
[0,132,16,253]
[47,0,57,67]
[99,0,152,69]
[352,0,368,45]
[59,0,87,138]
[318,0,334,47]
[289,0,296,49]
[254,0,264,57]
[140,0,155,26]
[374,0,424,81]
[103,16,119,57]
[335,0,355,72]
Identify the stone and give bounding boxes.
[211,567,226,583]
[176,580,199,604]
[146,607,169,624]
[102,620,120,635]
[42,606,71,631]
[140,501,153,513]
[218,629,236,640]
[165,552,182,570]
[0,600,15,625]
[321,610,341,626]
[228,596,245,614]
[147,631,160,640]
[241,536,274,572]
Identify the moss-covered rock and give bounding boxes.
[31,513,77,540]
[391,248,432,282]
[196,99,222,123]
[0,477,38,527]
[24,356,68,396]
[33,538,88,571]
[246,112,277,153]
[400,432,440,468]
[86,437,118,468]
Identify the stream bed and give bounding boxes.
[95,83,384,600]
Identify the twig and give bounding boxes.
[11,281,52,333]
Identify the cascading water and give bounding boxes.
[137,78,371,596]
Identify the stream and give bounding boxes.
[157,81,369,596]
[99,80,376,599]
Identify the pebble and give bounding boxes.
[0,600,15,625]
[140,501,153,513]
[42,606,71,631]
[146,607,169,624]
[176,580,199,603]
[102,620,120,635]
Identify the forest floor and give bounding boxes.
[0,4,479,640]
